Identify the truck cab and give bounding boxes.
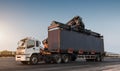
[16,37,43,64]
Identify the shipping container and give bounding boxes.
[48,27,104,54]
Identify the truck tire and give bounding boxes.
[53,54,61,64]
[62,54,69,63]
[21,61,28,64]
[30,55,38,65]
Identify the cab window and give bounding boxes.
[27,40,35,48]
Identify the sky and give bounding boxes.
[0,0,120,53]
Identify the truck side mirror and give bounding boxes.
[36,41,41,47]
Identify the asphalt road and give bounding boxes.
[0,57,120,71]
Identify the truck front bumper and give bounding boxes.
[16,55,30,61]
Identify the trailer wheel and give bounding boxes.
[53,54,61,64]
[62,54,69,63]
[21,61,28,64]
[30,55,38,65]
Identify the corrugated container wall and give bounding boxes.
[48,29,104,53]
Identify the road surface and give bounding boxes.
[0,57,120,71]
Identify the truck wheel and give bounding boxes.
[53,54,61,64]
[62,54,69,63]
[21,61,28,64]
[30,55,38,65]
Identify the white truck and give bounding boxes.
[16,37,43,64]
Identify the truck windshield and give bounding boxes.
[18,39,27,47]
